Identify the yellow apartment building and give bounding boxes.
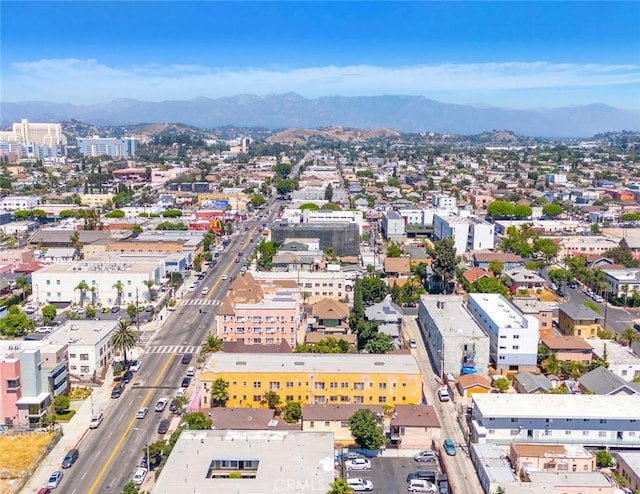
[199,353,424,409]
[558,303,602,339]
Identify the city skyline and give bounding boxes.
[1,1,639,110]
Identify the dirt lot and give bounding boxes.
[0,431,57,494]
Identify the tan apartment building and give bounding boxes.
[509,443,596,475]
[558,303,602,339]
[302,404,383,446]
[389,404,441,450]
[512,298,554,340]
[540,336,593,365]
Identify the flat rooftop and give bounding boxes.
[473,394,640,420]
[152,430,334,494]
[468,293,529,330]
[34,259,161,275]
[204,352,421,375]
[585,338,640,365]
[45,320,118,347]
[420,295,487,339]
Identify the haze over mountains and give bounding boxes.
[1,93,638,137]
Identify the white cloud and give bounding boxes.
[4,58,640,105]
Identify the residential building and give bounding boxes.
[0,249,35,270]
[201,407,300,431]
[431,193,456,209]
[470,394,640,447]
[578,367,640,395]
[44,320,118,380]
[540,336,593,365]
[0,195,42,211]
[417,295,490,377]
[199,353,424,408]
[303,209,365,235]
[152,430,334,494]
[511,299,554,339]
[383,257,411,277]
[601,268,640,298]
[380,209,406,242]
[311,298,350,334]
[473,252,524,272]
[78,193,115,208]
[456,373,492,398]
[0,220,39,237]
[615,451,640,492]
[555,235,620,260]
[433,213,494,255]
[252,271,356,305]
[557,303,602,339]
[544,173,567,184]
[509,443,596,475]
[467,293,539,372]
[389,404,441,449]
[31,258,164,306]
[0,119,67,146]
[216,274,302,347]
[504,268,546,291]
[77,136,138,158]
[513,372,553,394]
[585,338,640,381]
[365,299,403,342]
[520,471,617,493]
[302,404,383,445]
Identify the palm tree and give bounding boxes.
[111,319,137,366]
[14,275,31,302]
[75,281,90,307]
[210,378,230,407]
[621,327,639,347]
[113,281,124,306]
[89,286,97,306]
[142,279,156,301]
[327,479,353,494]
[621,284,630,307]
[200,334,224,362]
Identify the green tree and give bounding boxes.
[74,281,90,307]
[487,200,514,218]
[595,450,614,468]
[256,240,281,271]
[472,276,509,297]
[548,268,571,287]
[262,390,281,409]
[59,209,76,219]
[200,334,224,361]
[14,275,30,301]
[250,195,266,208]
[542,203,563,218]
[283,401,303,423]
[111,319,137,366]
[182,411,212,430]
[533,237,560,261]
[85,306,96,319]
[299,203,320,211]
[41,304,57,324]
[621,327,639,347]
[127,303,137,320]
[120,480,140,494]
[70,230,82,249]
[113,281,124,306]
[162,209,183,218]
[488,260,504,275]
[429,237,460,294]
[274,163,292,178]
[320,202,342,211]
[53,394,70,414]
[349,409,386,450]
[365,332,394,354]
[324,183,334,201]
[327,479,354,494]
[512,204,532,219]
[171,395,188,415]
[105,209,126,218]
[211,378,230,407]
[391,282,402,305]
[386,244,402,257]
[360,275,388,304]
[492,377,509,393]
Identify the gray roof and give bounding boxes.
[578,366,640,395]
[514,372,552,393]
[559,302,602,321]
[365,299,403,323]
[42,247,78,259]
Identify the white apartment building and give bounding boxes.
[44,320,118,379]
[586,339,640,381]
[601,268,640,298]
[397,207,458,227]
[31,259,165,306]
[381,209,406,242]
[471,394,640,448]
[434,213,495,255]
[0,195,42,211]
[467,293,539,372]
[544,173,567,184]
[0,119,67,146]
[417,295,490,377]
[251,270,357,304]
[556,235,620,260]
[431,193,457,208]
[303,209,364,235]
[77,136,137,158]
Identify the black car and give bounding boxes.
[111,382,125,398]
[181,352,192,364]
[169,400,178,413]
[111,306,121,313]
[406,471,436,483]
[181,377,191,388]
[61,448,79,469]
[567,280,579,289]
[122,370,133,384]
[438,474,449,494]
[157,418,170,434]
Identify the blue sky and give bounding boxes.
[1,1,639,109]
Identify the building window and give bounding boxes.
[286,395,294,402]
[80,354,89,361]
[286,381,294,388]
[69,353,77,359]
[341,382,349,388]
[315,382,325,390]
[253,395,262,402]
[330,382,338,388]
[269,382,280,390]
[309,421,314,428]
[5,378,19,390]
[354,382,364,390]
[81,366,90,373]
[379,383,387,390]
[340,421,349,428]
[253,382,261,388]
[378,396,387,403]
[598,431,607,437]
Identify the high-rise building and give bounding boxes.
[77,136,138,158]
[0,119,67,146]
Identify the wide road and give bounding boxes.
[61,200,280,494]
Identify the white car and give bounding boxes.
[132,467,147,485]
[25,305,38,314]
[155,398,168,412]
[201,287,209,295]
[222,274,229,281]
[345,458,371,470]
[89,412,103,429]
[175,387,187,398]
[130,360,141,372]
[35,326,54,334]
[346,478,373,491]
[136,407,149,419]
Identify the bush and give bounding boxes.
[69,386,92,400]
[55,410,76,422]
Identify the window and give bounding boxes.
[341,382,349,388]
[253,395,262,402]
[379,383,387,390]
[513,334,520,339]
[330,382,338,388]
[286,381,294,388]
[354,382,364,390]
[340,396,350,402]
[512,345,520,350]
[598,431,607,437]
[510,418,518,423]
[315,382,325,390]
[309,421,314,428]
[286,395,294,402]
[80,354,89,361]
[582,431,590,436]
[510,430,520,436]
[253,382,261,389]
[378,396,387,403]
[269,382,280,390]
[69,353,77,359]
[324,421,330,426]
[56,280,61,285]
[353,396,364,403]
[5,378,19,390]
[81,366,90,373]
[600,419,607,424]
[340,421,349,428]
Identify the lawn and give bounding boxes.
[55,410,76,421]
[0,431,56,480]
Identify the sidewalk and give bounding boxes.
[21,374,116,493]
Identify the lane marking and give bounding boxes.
[87,354,176,493]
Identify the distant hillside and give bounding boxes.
[2,93,638,137]
[266,126,402,144]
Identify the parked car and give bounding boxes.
[47,471,63,489]
[186,366,196,377]
[37,488,51,494]
[25,305,38,314]
[222,274,229,280]
[414,450,438,462]
[89,412,103,429]
[201,287,209,295]
[130,360,141,372]
[437,387,450,402]
[111,306,121,313]
[409,339,417,349]
[169,400,178,413]
[181,352,192,364]
[181,377,191,388]
[34,326,54,334]
[175,387,187,398]
[346,478,373,491]
[443,438,456,456]
[61,449,79,469]
[122,370,134,384]
[407,471,436,483]
[408,479,437,492]
[136,407,149,419]
[155,398,168,412]
[438,474,450,494]
[157,418,170,434]
[132,467,147,485]
[101,307,111,313]
[111,382,125,398]
[345,458,371,470]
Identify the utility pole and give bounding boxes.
[135,287,140,332]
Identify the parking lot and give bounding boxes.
[343,456,440,493]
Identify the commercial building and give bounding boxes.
[31,258,164,306]
[153,430,335,494]
[470,394,640,448]
[0,195,42,211]
[0,119,67,146]
[380,209,406,242]
[433,213,494,255]
[252,270,356,305]
[417,294,490,377]
[270,222,360,256]
[77,136,138,158]
[199,353,423,408]
[467,293,540,372]
[555,235,620,260]
[601,268,640,298]
[302,404,383,445]
[44,320,118,380]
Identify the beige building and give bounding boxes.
[511,298,554,340]
[389,404,441,450]
[302,404,383,446]
[79,193,114,208]
[509,443,596,475]
[0,119,67,145]
[540,336,593,365]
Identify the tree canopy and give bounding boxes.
[349,409,387,450]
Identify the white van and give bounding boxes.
[437,387,450,402]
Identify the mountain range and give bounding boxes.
[1,93,638,137]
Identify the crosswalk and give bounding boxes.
[146,345,200,355]
[182,299,222,306]
[138,332,153,345]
